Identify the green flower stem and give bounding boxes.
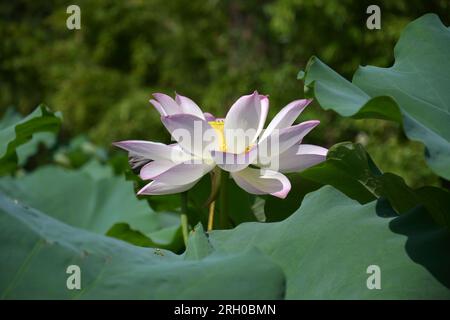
[204,166,222,208]
[206,167,222,231]
[207,201,216,231]
[180,192,189,247]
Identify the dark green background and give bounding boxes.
[1,0,449,187]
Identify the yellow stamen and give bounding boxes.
[208,120,254,153]
[208,120,226,152]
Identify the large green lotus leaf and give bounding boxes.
[0,109,56,166]
[0,192,286,299]
[299,142,450,228]
[264,174,322,222]
[0,164,183,251]
[265,142,450,228]
[300,14,450,179]
[210,186,450,299]
[0,105,61,175]
[184,224,214,260]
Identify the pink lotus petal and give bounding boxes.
[175,93,205,119]
[224,91,266,154]
[257,120,320,162]
[138,180,199,195]
[273,144,328,173]
[260,99,312,141]
[210,147,258,172]
[257,95,269,140]
[231,167,291,199]
[140,160,179,180]
[151,162,214,185]
[112,140,189,162]
[153,93,182,115]
[161,114,219,158]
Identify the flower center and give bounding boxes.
[208,119,254,154]
[208,120,227,152]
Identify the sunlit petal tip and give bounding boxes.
[174,93,205,119]
[260,96,269,108]
[260,120,321,159]
[137,184,150,195]
[259,94,269,102]
[271,181,291,199]
[112,141,124,148]
[301,119,320,128]
[231,167,291,198]
[152,93,168,104]
[252,91,261,103]
[152,93,181,115]
[271,144,328,173]
[111,140,138,151]
[152,92,169,99]
[291,119,321,139]
[136,180,161,195]
[296,144,328,156]
[293,99,313,111]
[111,140,191,167]
[259,99,316,142]
[264,170,291,199]
[301,98,314,105]
[137,181,163,195]
[137,180,199,195]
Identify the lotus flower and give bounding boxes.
[114,92,327,199]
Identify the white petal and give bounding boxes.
[224,92,265,154]
[210,147,258,172]
[257,120,320,163]
[269,144,328,173]
[153,93,182,115]
[231,167,291,199]
[140,160,178,180]
[161,114,219,158]
[151,162,214,185]
[257,95,269,139]
[175,94,205,119]
[260,99,312,141]
[138,180,198,195]
[113,140,190,162]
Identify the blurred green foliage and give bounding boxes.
[1,0,448,187]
